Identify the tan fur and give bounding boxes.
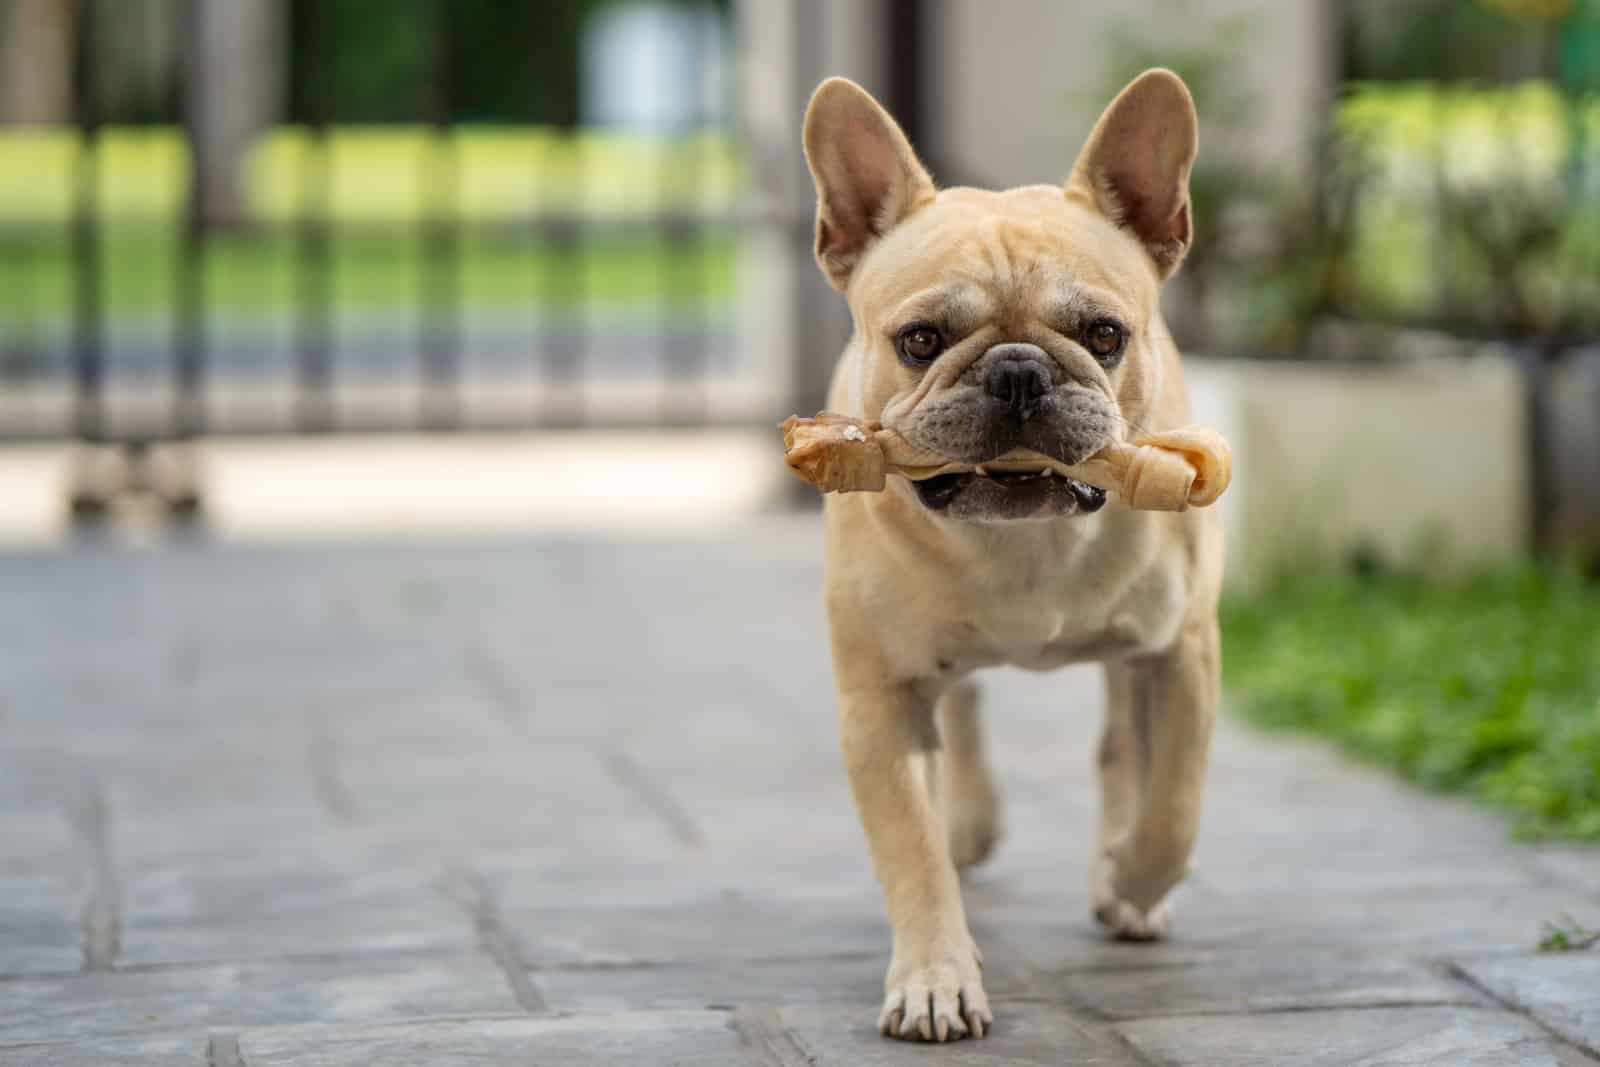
[803,71,1222,1042]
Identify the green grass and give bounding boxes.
[1221,563,1600,840]
[0,126,742,322]
[0,226,736,321]
[0,126,745,223]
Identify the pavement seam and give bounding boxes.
[65,773,119,973]
[1064,996,1489,1021]
[306,714,358,822]
[1103,1023,1165,1067]
[459,640,527,722]
[1446,958,1600,1061]
[980,925,1114,1023]
[525,949,883,973]
[445,868,549,1013]
[0,947,888,985]
[979,924,1172,1064]
[598,745,705,848]
[730,1005,817,1067]
[206,1032,247,1067]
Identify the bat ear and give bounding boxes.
[1065,69,1197,279]
[803,77,937,290]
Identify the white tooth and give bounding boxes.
[975,464,988,476]
[1041,468,1052,477]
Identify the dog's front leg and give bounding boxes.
[1094,616,1219,940]
[836,674,991,1042]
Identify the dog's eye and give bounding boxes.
[1084,320,1126,363]
[896,325,944,365]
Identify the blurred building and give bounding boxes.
[776,0,1333,187]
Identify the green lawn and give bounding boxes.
[1222,563,1600,840]
[0,226,736,322]
[0,126,745,223]
[0,126,743,322]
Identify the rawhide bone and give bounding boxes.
[780,412,1231,512]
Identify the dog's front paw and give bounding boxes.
[878,940,990,1042]
[1092,853,1174,941]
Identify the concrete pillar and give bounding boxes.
[1,0,75,124]
[189,0,284,228]
[735,0,891,424]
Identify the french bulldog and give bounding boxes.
[802,69,1222,1041]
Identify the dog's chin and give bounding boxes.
[913,469,1107,522]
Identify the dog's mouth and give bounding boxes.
[913,468,1107,519]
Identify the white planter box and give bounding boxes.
[1185,356,1530,591]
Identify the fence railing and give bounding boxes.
[0,0,813,446]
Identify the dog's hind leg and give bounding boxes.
[937,680,1002,871]
[1092,618,1219,940]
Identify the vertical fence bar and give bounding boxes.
[174,0,206,439]
[538,0,586,427]
[659,19,708,425]
[295,0,333,432]
[420,0,460,430]
[788,0,831,427]
[886,0,926,155]
[71,0,104,443]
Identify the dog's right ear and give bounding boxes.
[803,78,936,291]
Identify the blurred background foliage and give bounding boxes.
[1095,0,1600,359]
[76,0,729,126]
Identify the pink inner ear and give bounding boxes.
[1091,145,1190,276]
[836,118,901,238]
[804,79,936,286]
[1070,72,1196,276]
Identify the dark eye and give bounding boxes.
[1084,320,1126,363]
[897,325,944,365]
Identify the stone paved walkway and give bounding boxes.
[2,517,1597,1065]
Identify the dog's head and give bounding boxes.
[803,70,1197,522]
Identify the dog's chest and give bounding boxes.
[928,529,1189,672]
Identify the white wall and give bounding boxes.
[1187,357,1530,589]
[933,0,1333,189]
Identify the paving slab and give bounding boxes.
[0,523,1596,1062]
[500,894,890,969]
[236,1012,758,1066]
[1119,1005,1569,1067]
[532,952,1038,1016]
[989,883,1590,978]
[1034,951,1479,1019]
[0,874,81,977]
[532,955,883,1015]
[1455,953,1600,1056]
[116,860,476,968]
[0,955,520,1045]
[779,1001,1142,1065]
[0,1032,203,1066]
[118,894,477,969]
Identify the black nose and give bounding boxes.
[983,346,1052,421]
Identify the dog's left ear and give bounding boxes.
[803,78,937,291]
[1066,69,1197,280]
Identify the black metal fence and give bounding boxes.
[0,0,822,446]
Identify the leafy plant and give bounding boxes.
[1222,562,1600,840]
[1537,912,1600,951]
[1076,2,1267,352]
